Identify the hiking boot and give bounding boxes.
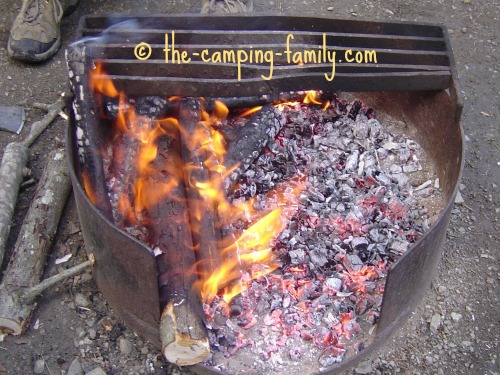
[8,0,80,63]
[201,0,254,14]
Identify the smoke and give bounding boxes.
[69,18,143,48]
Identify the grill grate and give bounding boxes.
[77,14,455,96]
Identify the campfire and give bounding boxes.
[65,13,463,375]
[69,59,444,372]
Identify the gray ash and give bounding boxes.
[204,95,442,373]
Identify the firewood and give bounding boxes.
[205,91,320,112]
[0,148,71,335]
[160,300,211,366]
[146,131,210,365]
[223,104,287,192]
[0,98,65,268]
[178,99,233,298]
[66,47,113,220]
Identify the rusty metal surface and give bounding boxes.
[76,14,453,95]
[66,116,161,347]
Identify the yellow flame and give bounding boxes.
[89,68,305,305]
[90,62,119,98]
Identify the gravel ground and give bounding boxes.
[0,0,498,374]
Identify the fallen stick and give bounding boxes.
[145,128,210,365]
[21,255,95,304]
[0,148,71,335]
[0,97,65,268]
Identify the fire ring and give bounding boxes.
[66,14,463,374]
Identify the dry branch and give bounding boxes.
[0,98,64,267]
[21,255,95,303]
[0,148,71,335]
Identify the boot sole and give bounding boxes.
[7,34,62,63]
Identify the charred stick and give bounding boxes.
[66,48,112,219]
[0,98,64,268]
[223,104,287,192]
[205,91,336,112]
[0,148,71,335]
[147,134,210,365]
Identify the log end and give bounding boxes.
[163,336,211,366]
[0,290,25,336]
[0,317,22,336]
[160,301,211,366]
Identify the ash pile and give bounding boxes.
[203,95,444,373]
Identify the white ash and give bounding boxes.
[205,96,443,374]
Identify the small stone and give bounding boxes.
[451,312,463,322]
[355,359,372,374]
[74,293,90,307]
[67,358,84,375]
[141,346,149,355]
[119,337,133,355]
[34,359,45,374]
[88,329,97,340]
[327,6,334,11]
[430,314,441,333]
[80,273,93,283]
[86,367,107,375]
[462,340,472,348]
[454,191,464,204]
[486,277,494,284]
[425,355,433,365]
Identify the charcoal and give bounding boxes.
[319,347,346,366]
[351,237,369,251]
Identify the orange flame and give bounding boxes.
[88,63,305,305]
[89,62,119,98]
[81,170,98,206]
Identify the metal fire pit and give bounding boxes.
[66,14,463,374]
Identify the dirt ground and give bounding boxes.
[0,0,498,374]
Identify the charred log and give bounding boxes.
[223,105,287,192]
[66,48,112,219]
[146,130,210,365]
[177,98,231,297]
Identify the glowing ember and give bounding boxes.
[84,62,441,372]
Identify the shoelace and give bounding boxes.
[21,0,63,24]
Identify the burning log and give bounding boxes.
[0,148,71,335]
[145,129,210,365]
[222,104,287,192]
[66,48,113,219]
[0,98,64,267]
[178,98,231,300]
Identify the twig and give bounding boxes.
[22,98,65,147]
[21,255,95,303]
